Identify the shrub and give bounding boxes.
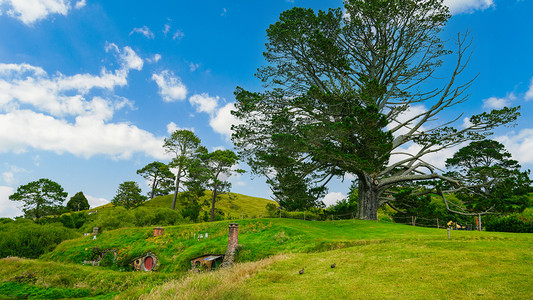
[0,219,81,258]
[485,214,533,233]
[133,207,188,227]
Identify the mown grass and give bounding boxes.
[2,219,532,299]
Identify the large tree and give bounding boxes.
[163,130,203,210]
[443,140,531,215]
[231,0,520,219]
[9,178,67,219]
[111,181,147,209]
[137,161,175,199]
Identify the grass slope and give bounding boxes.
[2,219,532,299]
[93,191,276,219]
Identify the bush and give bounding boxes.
[280,210,324,221]
[485,214,533,233]
[133,207,188,227]
[0,219,81,258]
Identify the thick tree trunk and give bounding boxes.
[356,174,379,220]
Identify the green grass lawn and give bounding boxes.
[1,219,532,299]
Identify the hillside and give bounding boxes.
[89,191,277,220]
[2,219,532,299]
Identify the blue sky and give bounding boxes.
[1,0,532,218]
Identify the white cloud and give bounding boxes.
[152,70,187,102]
[130,26,155,39]
[211,146,226,151]
[0,109,168,159]
[386,104,428,137]
[209,102,243,140]
[0,185,22,218]
[173,29,184,41]
[0,44,141,118]
[1,0,77,25]
[166,122,194,134]
[74,0,85,9]
[482,94,515,110]
[389,142,461,171]
[443,0,494,14]
[85,194,109,209]
[322,192,345,207]
[189,62,200,72]
[2,172,14,185]
[525,77,533,101]
[189,93,219,115]
[0,45,172,160]
[221,8,227,16]
[1,165,27,185]
[462,117,473,128]
[120,46,144,71]
[147,54,162,64]
[496,129,533,165]
[163,24,171,36]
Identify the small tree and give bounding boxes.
[443,139,531,215]
[191,149,245,222]
[66,191,90,212]
[9,178,67,219]
[137,161,175,199]
[111,181,147,209]
[163,130,203,210]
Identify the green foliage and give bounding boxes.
[445,139,532,215]
[9,178,68,219]
[111,181,147,209]
[232,0,522,220]
[485,210,533,233]
[137,161,175,199]
[326,181,358,217]
[66,191,90,212]
[163,129,203,210]
[190,149,245,221]
[0,219,81,258]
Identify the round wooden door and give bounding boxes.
[144,256,154,271]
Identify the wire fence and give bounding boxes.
[235,211,480,231]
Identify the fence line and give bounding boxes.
[234,211,477,230]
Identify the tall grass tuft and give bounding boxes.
[140,255,286,300]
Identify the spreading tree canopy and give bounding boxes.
[163,130,203,210]
[188,149,244,221]
[137,161,175,199]
[443,140,531,215]
[231,0,520,219]
[9,178,67,219]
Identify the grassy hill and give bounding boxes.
[142,191,277,219]
[1,218,532,299]
[88,191,276,220]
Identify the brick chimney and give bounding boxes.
[153,227,164,237]
[222,223,239,267]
